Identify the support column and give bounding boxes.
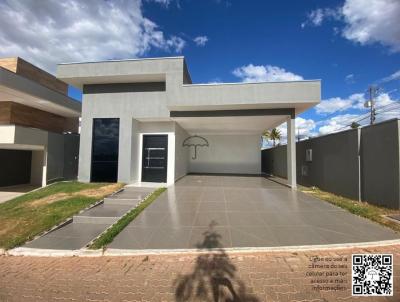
[117,116,133,183]
[287,116,297,188]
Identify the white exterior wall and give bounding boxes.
[58,58,320,185]
[174,123,189,181]
[189,134,261,174]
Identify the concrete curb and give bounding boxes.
[103,239,400,256]
[5,239,400,257]
[8,247,79,257]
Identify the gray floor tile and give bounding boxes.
[225,200,258,212]
[198,201,226,212]
[189,227,231,249]
[201,190,225,202]
[161,211,197,227]
[127,212,167,228]
[146,227,192,249]
[226,212,266,227]
[269,226,329,246]
[230,226,280,247]
[261,212,308,226]
[108,227,156,249]
[193,212,229,227]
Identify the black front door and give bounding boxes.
[142,135,168,182]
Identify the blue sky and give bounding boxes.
[1,0,399,138]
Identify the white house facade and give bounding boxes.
[57,57,320,188]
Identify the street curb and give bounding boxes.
[8,247,79,257]
[5,239,400,257]
[103,239,400,256]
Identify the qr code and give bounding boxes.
[352,254,393,296]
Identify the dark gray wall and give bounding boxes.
[261,145,287,179]
[83,82,166,94]
[0,149,32,187]
[47,132,80,183]
[261,119,400,209]
[63,133,80,180]
[296,129,360,200]
[360,120,400,209]
[47,132,65,183]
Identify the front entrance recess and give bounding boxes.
[141,135,168,182]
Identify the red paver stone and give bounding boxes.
[0,245,399,301]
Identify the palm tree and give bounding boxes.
[263,128,281,147]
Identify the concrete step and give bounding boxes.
[104,197,141,206]
[73,216,119,224]
[110,191,150,200]
[73,203,134,224]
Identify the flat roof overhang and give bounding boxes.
[56,57,184,89]
[172,80,321,115]
[0,67,81,118]
[169,80,320,134]
[170,109,294,135]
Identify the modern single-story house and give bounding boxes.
[0,57,81,187]
[57,57,320,188]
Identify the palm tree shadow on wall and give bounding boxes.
[173,221,260,302]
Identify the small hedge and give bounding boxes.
[89,187,166,249]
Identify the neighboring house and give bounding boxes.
[57,57,320,188]
[0,57,81,187]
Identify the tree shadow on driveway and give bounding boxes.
[173,221,260,302]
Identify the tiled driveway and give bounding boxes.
[109,175,399,249]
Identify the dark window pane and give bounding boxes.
[91,118,119,182]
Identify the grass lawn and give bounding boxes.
[301,187,400,233]
[89,187,166,249]
[0,181,124,250]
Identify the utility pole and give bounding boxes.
[365,85,378,125]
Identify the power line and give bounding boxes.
[333,100,400,133]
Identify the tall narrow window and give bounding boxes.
[91,118,119,182]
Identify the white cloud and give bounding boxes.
[352,92,395,110]
[342,0,400,52]
[315,92,395,114]
[303,0,400,53]
[315,93,361,114]
[207,78,222,84]
[381,70,400,83]
[318,114,359,135]
[233,64,303,82]
[302,7,341,28]
[345,73,355,84]
[0,0,185,73]
[147,0,171,7]
[271,117,316,145]
[193,36,208,46]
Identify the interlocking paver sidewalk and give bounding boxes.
[0,244,399,301]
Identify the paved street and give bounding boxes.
[0,243,399,301]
